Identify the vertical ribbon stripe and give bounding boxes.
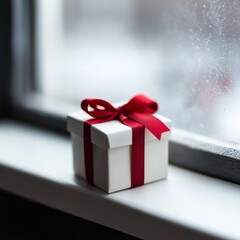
[124,119,145,187]
[84,118,106,184]
[83,121,94,184]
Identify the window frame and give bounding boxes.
[8,0,67,133]
[0,0,12,118]
[4,0,240,184]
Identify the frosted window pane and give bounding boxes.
[36,0,240,144]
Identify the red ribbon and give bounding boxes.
[81,94,170,187]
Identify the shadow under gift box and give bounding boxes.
[67,111,171,193]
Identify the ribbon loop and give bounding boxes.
[81,98,118,120]
[126,94,158,114]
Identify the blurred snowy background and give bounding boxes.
[36,0,240,144]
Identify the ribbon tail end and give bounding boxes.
[155,125,171,140]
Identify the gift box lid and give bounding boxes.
[67,111,171,149]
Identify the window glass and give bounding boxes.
[36,0,240,144]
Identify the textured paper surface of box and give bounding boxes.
[67,111,171,193]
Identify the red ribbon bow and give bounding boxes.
[81,94,170,188]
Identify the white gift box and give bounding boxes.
[67,111,171,193]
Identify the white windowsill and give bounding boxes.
[0,120,239,239]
